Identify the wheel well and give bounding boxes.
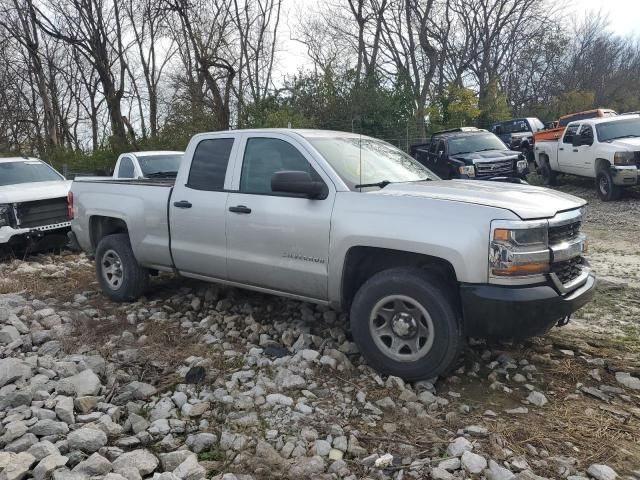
[595,158,610,173]
[341,247,458,309]
[89,216,129,249]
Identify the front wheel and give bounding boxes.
[540,159,556,186]
[95,233,149,302]
[596,169,622,201]
[349,267,463,381]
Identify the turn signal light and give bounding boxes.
[492,262,549,276]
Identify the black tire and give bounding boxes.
[349,267,463,381]
[540,159,556,186]
[596,169,622,201]
[95,233,149,302]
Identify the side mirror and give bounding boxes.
[271,170,326,199]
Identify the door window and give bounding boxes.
[118,157,135,178]
[563,125,580,144]
[579,125,594,145]
[240,137,322,195]
[187,138,234,191]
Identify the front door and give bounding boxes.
[557,124,581,175]
[169,135,238,279]
[225,134,334,300]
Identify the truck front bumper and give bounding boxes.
[459,270,596,339]
[611,166,638,186]
[0,222,71,247]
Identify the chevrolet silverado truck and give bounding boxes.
[411,128,529,181]
[70,129,595,380]
[1,157,71,250]
[535,115,640,201]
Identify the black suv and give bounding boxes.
[410,128,529,181]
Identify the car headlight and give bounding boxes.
[517,160,528,172]
[0,204,12,227]
[458,165,475,177]
[613,151,635,166]
[490,220,550,278]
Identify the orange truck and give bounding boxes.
[533,109,618,144]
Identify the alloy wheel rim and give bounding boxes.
[599,176,609,195]
[101,249,124,289]
[369,294,435,362]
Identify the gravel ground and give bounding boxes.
[0,179,639,480]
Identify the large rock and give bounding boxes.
[288,456,325,477]
[112,449,159,476]
[28,420,69,437]
[55,396,74,424]
[32,454,68,480]
[0,325,20,344]
[159,451,194,472]
[615,372,640,390]
[73,452,113,476]
[0,452,36,480]
[447,437,473,457]
[57,369,101,396]
[274,369,306,390]
[67,427,108,453]
[185,433,217,454]
[587,464,617,480]
[526,391,548,407]
[0,358,32,387]
[486,460,516,480]
[27,441,60,462]
[462,451,487,474]
[172,455,206,480]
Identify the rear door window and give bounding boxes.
[118,157,135,178]
[187,138,235,191]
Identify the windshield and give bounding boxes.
[138,154,183,176]
[448,134,507,155]
[0,160,63,186]
[308,136,438,190]
[596,118,640,142]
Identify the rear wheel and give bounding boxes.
[349,267,463,381]
[95,233,149,302]
[540,159,556,186]
[596,169,622,201]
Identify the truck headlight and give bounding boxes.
[458,165,475,177]
[613,151,635,166]
[516,160,528,172]
[0,204,11,227]
[490,221,549,277]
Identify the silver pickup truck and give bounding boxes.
[70,129,596,380]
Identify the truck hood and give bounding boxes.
[0,180,71,204]
[375,180,585,220]
[608,137,640,149]
[450,150,520,164]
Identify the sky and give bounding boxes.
[276,0,640,78]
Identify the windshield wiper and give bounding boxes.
[474,148,501,152]
[146,171,178,178]
[355,180,392,189]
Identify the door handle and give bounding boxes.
[173,200,192,209]
[572,149,578,152]
[229,205,252,214]
[559,147,564,151]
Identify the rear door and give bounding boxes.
[225,133,335,300]
[169,134,239,278]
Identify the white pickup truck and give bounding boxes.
[70,129,595,380]
[0,157,71,249]
[535,115,640,200]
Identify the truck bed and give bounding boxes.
[71,179,174,270]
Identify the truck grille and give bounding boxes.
[16,197,69,228]
[475,160,515,177]
[548,220,581,245]
[551,257,584,284]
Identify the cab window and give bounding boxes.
[240,137,323,195]
[563,125,580,144]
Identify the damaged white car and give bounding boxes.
[0,157,72,250]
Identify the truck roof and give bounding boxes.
[0,156,43,163]
[567,114,639,127]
